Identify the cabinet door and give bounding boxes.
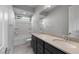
[37,38,44,45]
[45,42,66,54]
[36,38,44,54]
[31,37,33,48]
[37,48,43,54]
[44,49,51,54]
[37,42,43,54]
[37,50,43,54]
[31,35,37,53]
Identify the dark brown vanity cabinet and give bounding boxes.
[31,35,44,54]
[44,42,67,54]
[31,35,37,53]
[31,35,67,54]
[36,39,44,54]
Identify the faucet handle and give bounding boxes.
[63,35,68,37]
[63,35,68,40]
[65,33,72,35]
[68,32,72,35]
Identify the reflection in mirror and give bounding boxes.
[69,5,79,38]
[39,5,69,37]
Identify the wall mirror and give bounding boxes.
[69,5,79,38]
[39,5,69,37]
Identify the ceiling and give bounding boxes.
[13,5,40,18]
[13,5,57,19]
[40,5,71,16]
[40,5,56,16]
[13,5,39,13]
[13,5,71,19]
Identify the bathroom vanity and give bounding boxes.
[31,33,79,54]
[31,33,67,54]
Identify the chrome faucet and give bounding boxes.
[63,35,69,40]
[63,33,71,41]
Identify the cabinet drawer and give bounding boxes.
[45,42,66,54]
[44,49,51,54]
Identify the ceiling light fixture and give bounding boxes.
[45,5,51,9]
[23,12,26,15]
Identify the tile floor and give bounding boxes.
[13,40,34,54]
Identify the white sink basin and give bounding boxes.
[64,43,77,48]
[52,39,77,48]
[36,33,78,49]
[53,39,65,41]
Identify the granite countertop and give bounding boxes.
[32,33,79,54]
